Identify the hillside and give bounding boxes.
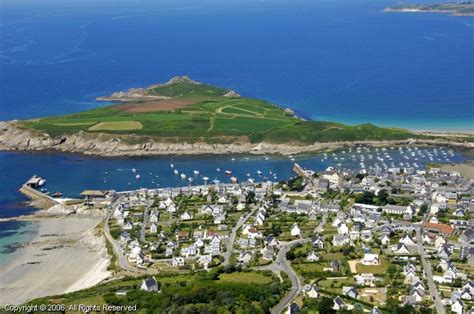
[20,76,415,144]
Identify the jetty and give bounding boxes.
[20,176,59,209]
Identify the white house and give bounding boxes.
[451,298,464,314]
[307,251,319,262]
[399,235,415,246]
[140,277,159,293]
[291,223,301,237]
[180,211,192,220]
[362,253,380,266]
[172,256,185,266]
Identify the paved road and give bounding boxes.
[103,203,138,272]
[416,228,445,314]
[223,207,257,266]
[139,200,153,243]
[269,238,310,314]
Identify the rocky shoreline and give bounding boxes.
[1,121,472,157]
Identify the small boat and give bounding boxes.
[216,168,221,172]
[202,176,209,181]
[188,177,193,183]
[230,176,238,183]
[231,158,235,161]
[257,170,262,176]
[136,174,141,180]
[40,188,48,193]
[193,170,200,175]
[248,178,255,183]
[174,169,179,175]
[132,168,137,173]
[52,192,62,198]
[225,170,232,175]
[180,173,186,179]
[38,179,46,187]
[170,163,174,168]
[213,179,220,184]
[264,157,269,161]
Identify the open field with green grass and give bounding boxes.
[20,78,419,144]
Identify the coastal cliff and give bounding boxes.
[1,121,472,156]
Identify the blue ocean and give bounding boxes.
[0,0,473,265]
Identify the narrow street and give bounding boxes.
[416,228,445,314]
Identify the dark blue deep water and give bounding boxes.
[0,0,473,265]
[1,0,473,129]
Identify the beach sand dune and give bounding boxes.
[0,217,110,305]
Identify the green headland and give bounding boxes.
[20,76,415,144]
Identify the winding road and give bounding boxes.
[268,238,310,314]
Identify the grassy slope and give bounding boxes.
[22,80,416,144]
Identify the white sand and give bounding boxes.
[0,217,111,305]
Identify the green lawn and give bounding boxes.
[355,255,390,274]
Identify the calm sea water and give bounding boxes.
[1,0,473,130]
[0,147,466,266]
[0,0,473,266]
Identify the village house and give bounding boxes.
[140,277,159,293]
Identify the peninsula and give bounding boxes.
[384,2,474,16]
[0,76,472,156]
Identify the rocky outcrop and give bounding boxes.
[0,121,472,157]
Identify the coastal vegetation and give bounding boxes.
[21,77,416,144]
[26,268,289,312]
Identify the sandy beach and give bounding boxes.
[0,217,111,305]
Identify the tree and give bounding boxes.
[317,297,335,314]
[286,250,296,261]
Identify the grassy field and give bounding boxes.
[219,272,273,284]
[22,79,416,143]
[88,121,143,131]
